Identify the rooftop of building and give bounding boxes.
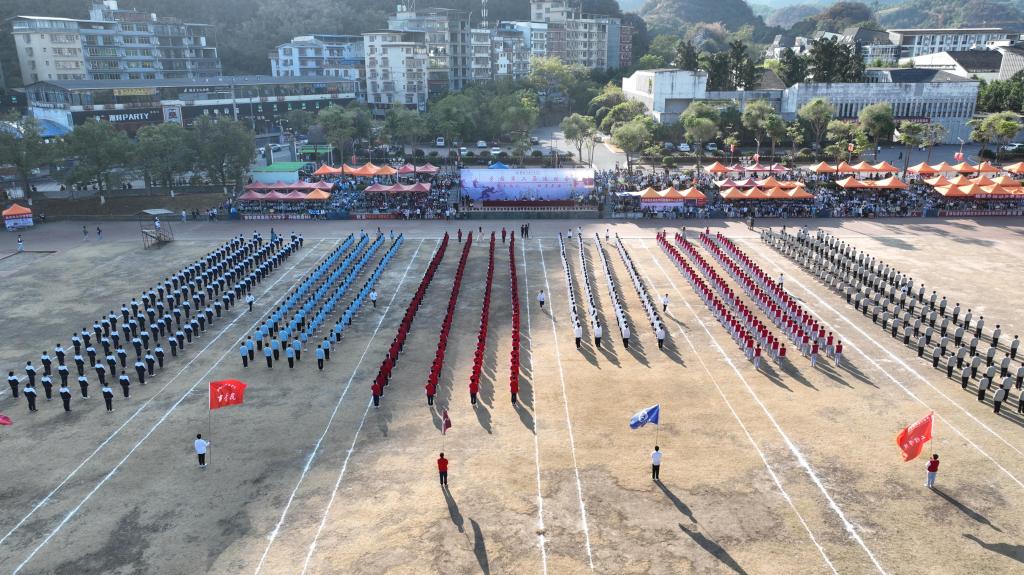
[27,76,356,91]
[888,27,1012,34]
[840,26,892,45]
[867,68,976,83]
[942,50,1003,72]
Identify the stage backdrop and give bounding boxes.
[460,168,595,201]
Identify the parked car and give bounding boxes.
[677,143,691,153]
[705,142,718,152]
[530,136,540,145]
[476,140,488,148]
[490,146,502,155]
[459,146,469,155]
[435,136,445,147]
[661,142,676,151]
[593,134,604,143]
[1001,142,1024,152]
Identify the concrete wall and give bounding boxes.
[622,69,708,124]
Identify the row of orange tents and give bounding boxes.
[835,176,909,190]
[237,189,332,201]
[926,174,1024,198]
[907,161,1019,175]
[720,187,814,201]
[312,162,440,177]
[811,161,900,174]
[715,176,805,189]
[638,186,707,202]
[244,180,333,191]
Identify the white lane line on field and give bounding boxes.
[9,239,333,575]
[254,239,430,575]
[520,236,550,575]
[740,239,1024,487]
[0,238,328,552]
[538,238,595,571]
[643,240,879,575]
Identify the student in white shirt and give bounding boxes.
[194,434,211,468]
[370,289,378,308]
[651,446,662,481]
[573,323,583,349]
[661,294,669,312]
[537,290,546,309]
[245,294,255,312]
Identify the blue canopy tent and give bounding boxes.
[488,162,509,169]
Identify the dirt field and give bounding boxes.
[2,216,1024,575]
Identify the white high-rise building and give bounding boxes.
[362,30,428,115]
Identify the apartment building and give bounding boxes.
[10,1,220,85]
[387,6,470,96]
[362,30,428,115]
[888,28,1019,59]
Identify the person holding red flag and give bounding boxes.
[896,411,934,463]
[926,454,940,488]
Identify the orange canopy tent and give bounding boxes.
[312,164,342,176]
[958,183,986,196]
[836,176,869,189]
[952,162,978,173]
[719,187,746,200]
[969,175,996,186]
[679,186,707,202]
[851,161,876,172]
[946,175,973,186]
[933,186,971,197]
[2,203,32,217]
[639,187,661,200]
[706,161,730,173]
[347,162,380,177]
[1002,162,1024,175]
[375,165,398,176]
[714,178,739,188]
[980,185,1020,198]
[778,180,804,189]
[873,176,909,189]
[835,161,856,173]
[991,175,1022,187]
[763,187,790,199]
[924,175,952,187]
[811,161,836,173]
[396,163,417,174]
[975,161,1001,173]
[788,188,814,199]
[305,189,331,200]
[872,161,900,173]
[930,162,956,173]
[908,162,938,175]
[658,187,685,200]
[755,176,783,188]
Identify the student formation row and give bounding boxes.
[764,227,1024,413]
[7,232,303,414]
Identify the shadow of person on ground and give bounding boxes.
[470,519,490,574]
[963,533,1023,564]
[443,487,464,533]
[933,489,1001,532]
[679,523,749,575]
[656,480,696,524]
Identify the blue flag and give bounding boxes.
[629,404,660,429]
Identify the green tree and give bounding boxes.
[741,99,777,155]
[587,84,625,116]
[674,39,699,70]
[778,48,808,86]
[600,100,648,134]
[647,34,681,63]
[765,114,787,158]
[825,120,867,160]
[383,106,426,147]
[786,120,805,160]
[319,102,372,160]
[612,117,653,172]
[699,52,733,91]
[797,98,834,158]
[895,120,926,172]
[500,90,540,141]
[970,110,1021,158]
[133,123,192,187]
[62,120,132,192]
[637,53,666,69]
[528,56,587,113]
[283,109,315,134]
[561,113,596,163]
[0,114,50,200]
[922,123,947,162]
[727,40,757,89]
[190,117,255,189]
[858,102,895,160]
[683,117,718,165]
[808,37,864,83]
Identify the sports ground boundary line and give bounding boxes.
[0,238,329,553]
[642,239,887,575]
[254,239,430,574]
[520,235,551,575]
[537,238,595,571]
[7,238,334,574]
[739,238,1024,488]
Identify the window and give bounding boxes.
[25,47,33,57]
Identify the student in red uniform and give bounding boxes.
[925,454,939,488]
[510,375,519,405]
[437,453,449,487]
[810,342,819,367]
[834,341,844,367]
[778,343,787,364]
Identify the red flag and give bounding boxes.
[441,409,452,435]
[209,380,247,410]
[896,412,933,462]
[752,153,760,163]
[847,142,855,152]
[954,152,964,161]
[0,414,12,426]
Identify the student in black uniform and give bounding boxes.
[59,383,72,412]
[24,383,38,412]
[78,375,89,399]
[7,371,19,398]
[102,384,115,412]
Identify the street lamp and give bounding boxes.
[957,137,965,162]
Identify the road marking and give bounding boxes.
[538,238,595,570]
[741,238,1024,487]
[255,239,431,575]
[8,238,332,574]
[644,239,880,574]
